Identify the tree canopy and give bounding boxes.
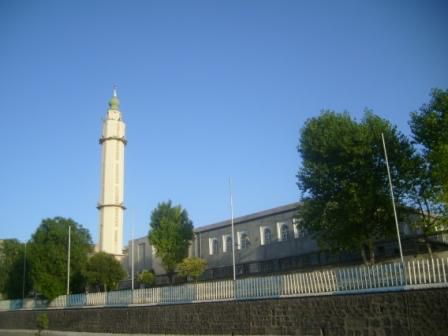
[407,89,448,253]
[177,257,207,282]
[410,88,448,205]
[148,201,193,283]
[27,217,92,300]
[297,111,414,264]
[85,252,126,292]
[0,239,31,299]
[137,269,155,288]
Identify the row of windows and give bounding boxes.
[208,221,302,255]
[209,233,250,255]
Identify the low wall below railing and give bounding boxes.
[1,288,448,336]
[3,257,447,312]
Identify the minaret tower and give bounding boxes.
[97,87,127,257]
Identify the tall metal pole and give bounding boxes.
[67,224,71,296]
[229,178,236,281]
[381,133,405,265]
[22,242,27,300]
[131,216,135,293]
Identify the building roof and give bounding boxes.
[194,202,300,234]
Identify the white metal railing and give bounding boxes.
[2,257,448,311]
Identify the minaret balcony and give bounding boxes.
[99,136,128,145]
[96,202,127,210]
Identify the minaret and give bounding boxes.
[97,88,127,257]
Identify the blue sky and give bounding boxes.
[1,0,447,245]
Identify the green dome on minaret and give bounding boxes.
[108,86,120,110]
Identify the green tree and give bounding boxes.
[27,217,92,300]
[148,201,193,284]
[297,111,414,264]
[0,239,31,299]
[177,257,207,282]
[137,269,155,288]
[410,89,448,204]
[407,89,448,254]
[405,154,448,256]
[85,252,126,292]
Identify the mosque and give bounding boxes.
[97,91,427,285]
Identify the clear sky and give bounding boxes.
[1,0,447,245]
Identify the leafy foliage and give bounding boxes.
[148,201,193,283]
[407,89,448,254]
[410,88,448,205]
[297,111,414,264]
[27,217,92,300]
[36,313,49,335]
[85,252,126,292]
[0,239,31,299]
[177,257,207,282]
[137,269,155,288]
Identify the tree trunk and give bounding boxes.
[425,236,433,259]
[361,242,375,266]
[168,272,175,285]
[361,247,368,265]
[369,245,375,265]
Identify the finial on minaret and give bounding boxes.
[109,85,120,110]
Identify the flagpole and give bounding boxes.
[381,133,404,265]
[131,212,135,293]
[22,242,27,300]
[67,224,71,296]
[229,178,236,281]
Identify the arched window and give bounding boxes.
[241,233,250,249]
[226,236,233,253]
[209,238,219,255]
[264,228,272,245]
[212,239,219,255]
[281,224,289,241]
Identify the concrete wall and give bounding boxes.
[1,288,447,335]
[122,236,165,277]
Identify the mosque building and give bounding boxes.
[97,91,423,285]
